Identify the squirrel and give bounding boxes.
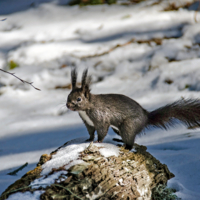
[66,69,200,150]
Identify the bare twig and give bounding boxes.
[0,18,7,21]
[74,38,135,59]
[0,69,41,91]
[7,162,28,176]
[75,37,163,60]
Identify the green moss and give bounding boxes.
[152,184,181,200]
[107,0,116,4]
[8,60,19,70]
[185,84,191,89]
[121,14,131,19]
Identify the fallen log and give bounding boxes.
[0,140,175,200]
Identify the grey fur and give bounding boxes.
[67,69,200,150]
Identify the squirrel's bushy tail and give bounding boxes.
[147,99,200,129]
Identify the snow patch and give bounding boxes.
[7,191,44,200]
[31,171,67,189]
[41,142,119,175]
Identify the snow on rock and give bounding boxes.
[41,141,119,175]
[41,143,88,175]
[7,191,44,200]
[31,170,68,189]
[27,139,120,192]
[96,143,119,157]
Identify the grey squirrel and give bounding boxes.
[66,69,200,150]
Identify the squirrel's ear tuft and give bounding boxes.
[81,69,91,98]
[81,69,88,88]
[71,68,77,89]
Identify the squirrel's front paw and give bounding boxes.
[94,140,103,143]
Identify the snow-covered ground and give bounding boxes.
[1,0,200,199]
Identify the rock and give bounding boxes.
[0,142,174,200]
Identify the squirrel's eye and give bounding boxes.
[77,97,81,102]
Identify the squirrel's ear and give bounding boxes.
[71,68,77,89]
[81,69,91,98]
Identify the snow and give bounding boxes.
[31,170,67,189]
[41,141,88,175]
[28,139,119,190]
[41,139,119,175]
[1,0,200,199]
[97,143,119,157]
[7,191,44,200]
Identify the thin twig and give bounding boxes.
[1,183,83,200]
[53,184,84,200]
[0,69,41,91]
[74,37,163,60]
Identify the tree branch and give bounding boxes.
[0,68,41,91]
[7,162,28,176]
